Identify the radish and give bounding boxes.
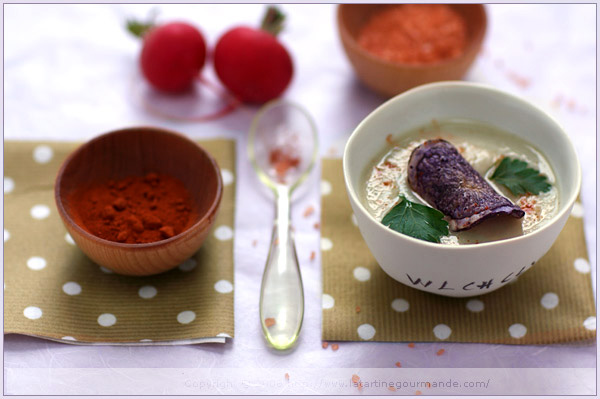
[213,7,293,104]
[130,21,207,93]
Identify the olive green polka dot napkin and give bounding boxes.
[4,140,235,345]
[321,159,596,344]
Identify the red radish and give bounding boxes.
[213,7,293,104]
[138,22,206,93]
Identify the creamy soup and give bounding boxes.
[363,119,558,245]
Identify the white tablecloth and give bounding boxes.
[4,3,596,395]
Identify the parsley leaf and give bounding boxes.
[381,196,449,243]
[490,157,552,196]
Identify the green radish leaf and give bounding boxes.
[126,19,155,38]
[125,9,159,38]
[260,6,285,36]
[381,196,449,243]
[490,157,552,196]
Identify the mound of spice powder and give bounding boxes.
[71,173,194,244]
[357,4,468,65]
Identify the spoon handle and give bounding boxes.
[259,185,304,350]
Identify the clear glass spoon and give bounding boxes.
[248,99,318,350]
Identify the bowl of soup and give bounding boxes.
[343,81,580,297]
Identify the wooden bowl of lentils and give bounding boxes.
[337,4,487,97]
[54,126,223,276]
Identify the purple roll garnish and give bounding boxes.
[408,139,524,231]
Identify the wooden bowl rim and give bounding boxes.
[337,3,488,70]
[54,126,224,250]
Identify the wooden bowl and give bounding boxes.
[55,126,223,276]
[337,4,487,97]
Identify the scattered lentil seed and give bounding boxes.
[303,205,315,218]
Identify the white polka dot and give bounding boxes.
[99,266,114,274]
[351,214,358,226]
[321,180,332,196]
[321,237,333,251]
[221,169,234,186]
[508,323,527,338]
[61,336,77,341]
[433,324,452,340]
[357,323,376,340]
[540,292,559,309]
[466,299,484,312]
[177,310,196,324]
[62,282,82,296]
[4,177,14,193]
[353,266,371,282]
[138,285,157,299]
[4,229,9,242]
[216,332,232,338]
[214,225,233,241]
[27,256,47,271]
[574,258,591,274]
[98,313,117,327]
[30,204,50,219]
[139,339,153,342]
[33,145,53,163]
[391,298,409,312]
[178,258,197,272]
[214,279,233,294]
[583,316,596,331]
[571,202,583,218]
[65,233,75,245]
[322,294,335,309]
[23,306,42,320]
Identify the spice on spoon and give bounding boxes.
[269,147,300,182]
[70,172,194,244]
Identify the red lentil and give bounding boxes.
[358,4,468,65]
[264,318,276,327]
[303,205,315,218]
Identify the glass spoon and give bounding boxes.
[248,99,318,350]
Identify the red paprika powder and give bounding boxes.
[70,172,195,244]
[357,4,468,65]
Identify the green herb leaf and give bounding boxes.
[381,196,449,243]
[490,157,552,196]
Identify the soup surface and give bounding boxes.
[363,119,558,245]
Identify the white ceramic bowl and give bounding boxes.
[343,81,581,297]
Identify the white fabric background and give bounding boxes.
[3,3,597,395]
